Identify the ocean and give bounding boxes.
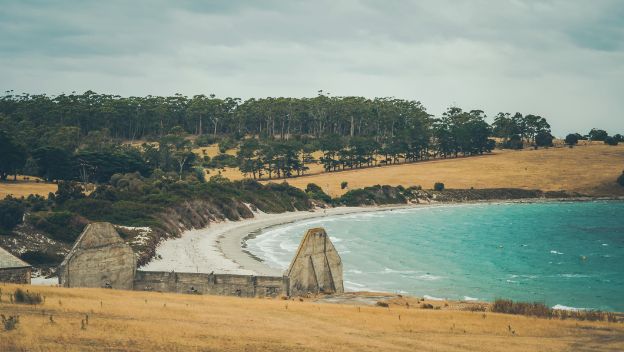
[246,201,624,311]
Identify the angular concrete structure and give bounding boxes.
[0,246,31,284]
[58,222,135,289]
[286,227,344,296]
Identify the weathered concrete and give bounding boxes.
[0,246,31,284]
[57,222,343,298]
[58,222,135,289]
[134,271,287,297]
[286,227,344,296]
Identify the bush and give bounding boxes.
[207,154,239,168]
[502,134,523,149]
[492,299,613,321]
[305,183,332,204]
[20,251,64,266]
[218,137,237,153]
[618,171,624,187]
[565,133,579,146]
[434,182,445,191]
[340,181,348,190]
[28,211,87,243]
[604,136,619,146]
[535,131,553,147]
[1,314,19,331]
[0,198,25,232]
[194,135,217,147]
[13,288,42,305]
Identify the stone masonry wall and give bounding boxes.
[133,271,287,297]
[0,267,31,284]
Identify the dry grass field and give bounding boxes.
[1,144,622,200]
[1,284,623,352]
[0,176,57,199]
[278,145,624,197]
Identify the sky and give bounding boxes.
[1,0,623,136]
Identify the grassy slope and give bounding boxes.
[1,284,623,351]
[278,145,624,197]
[1,144,623,200]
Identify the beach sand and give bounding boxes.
[140,204,418,276]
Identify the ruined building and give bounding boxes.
[57,222,343,297]
[0,246,31,284]
[58,222,135,289]
[287,227,344,296]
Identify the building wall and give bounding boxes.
[133,271,287,297]
[60,244,135,289]
[0,267,31,284]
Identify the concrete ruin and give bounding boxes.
[0,246,31,284]
[286,227,344,296]
[58,222,136,289]
[57,222,343,298]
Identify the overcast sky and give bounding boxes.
[1,0,623,136]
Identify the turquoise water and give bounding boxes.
[247,201,624,311]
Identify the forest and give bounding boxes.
[0,91,621,183]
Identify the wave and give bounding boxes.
[423,295,445,301]
[463,296,479,301]
[552,304,585,311]
[550,250,564,255]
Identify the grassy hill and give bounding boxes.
[277,145,624,197]
[1,284,623,351]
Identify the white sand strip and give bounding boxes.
[140,204,419,276]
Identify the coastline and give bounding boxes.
[140,197,623,277]
[140,203,421,276]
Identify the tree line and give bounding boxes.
[1,90,621,183]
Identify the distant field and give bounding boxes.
[1,284,622,351]
[277,145,624,197]
[2,144,621,199]
[0,176,57,199]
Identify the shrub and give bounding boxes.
[340,181,348,190]
[218,137,237,153]
[421,303,434,309]
[618,171,624,187]
[502,134,523,149]
[604,136,619,146]
[1,314,19,331]
[20,251,64,266]
[305,183,332,204]
[194,135,217,147]
[13,288,42,305]
[535,131,553,147]
[565,133,579,146]
[207,154,239,168]
[434,182,445,191]
[27,211,87,243]
[0,198,25,232]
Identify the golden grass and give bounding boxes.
[0,179,57,199]
[0,284,622,351]
[277,145,624,197]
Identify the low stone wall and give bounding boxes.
[133,270,288,297]
[0,267,31,284]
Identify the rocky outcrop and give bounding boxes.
[286,228,344,296]
[58,222,135,289]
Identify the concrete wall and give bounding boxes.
[287,228,344,296]
[59,223,136,289]
[0,267,31,284]
[133,271,287,297]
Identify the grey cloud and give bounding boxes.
[0,0,623,135]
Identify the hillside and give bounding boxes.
[1,284,623,351]
[277,145,624,197]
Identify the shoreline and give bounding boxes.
[141,197,623,277]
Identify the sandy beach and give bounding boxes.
[140,204,419,276]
